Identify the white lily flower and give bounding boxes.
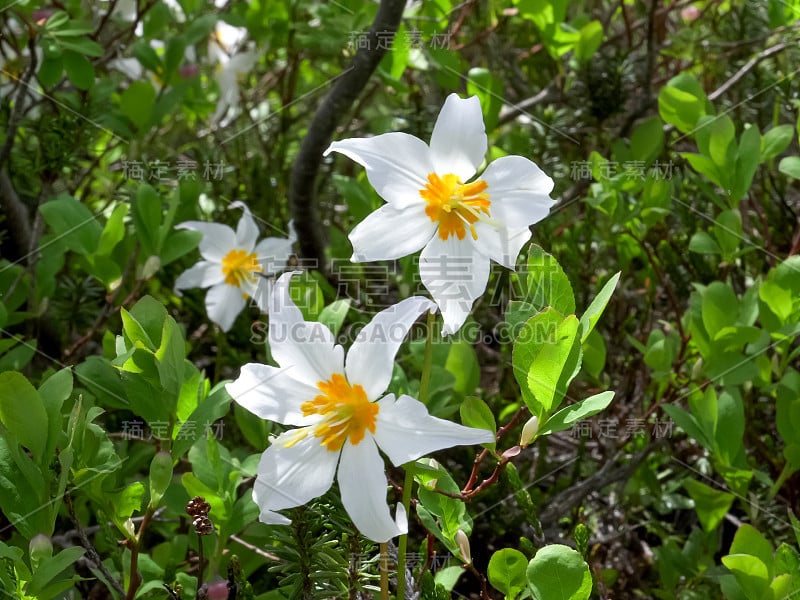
[324,93,556,335]
[209,21,257,125]
[226,272,494,542]
[175,202,295,332]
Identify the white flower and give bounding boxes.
[324,93,556,335]
[209,22,257,125]
[175,202,295,332]
[226,272,494,542]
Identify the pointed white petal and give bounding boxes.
[253,431,338,514]
[419,236,490,335]
[471,222,532,269]
[429,94,487,182]
[205,283,247,331]
[257,504,292,525]
[230,201,259,251]
[255,236,295,274]
[250,275,272,312]
[346,297,435,400]
[174,260,224,290]
[349,203,436,262]
[176,221,237,262]
[374,394,494,466]
[481,155,555,227]
[325,133,435,210]
[338,437,406,542]
[269,272,345,385]
[226,363,320,426]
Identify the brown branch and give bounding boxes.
[289,0,407,269]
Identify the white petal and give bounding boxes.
[429,94,487,181]
[226,363,320,427]
[253,432,339,514]
[255,236,295,274]
[174,260,224,290]
[419,236,490,335]
[325,133,435,210]
[471,222,532,269]
[480,155,555,227]
[231,201,259,251]
[269,272,344,385]
[349,203,436,262]
[338,436,406,542]
[374,394,494,466]
[257,504,291,526]
[177,221,236,262]
[250,275,272,312]
[205,283,247,332]
[345,297,435,400]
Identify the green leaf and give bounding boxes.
[779,156,800,179]
[154,317,185,400]
[317,299,350,336]
[459,397,496,444]
[108,482,145,539]
[662,404,713,450]
[574,20,603,62]
[0,372,49,461]
[26,547,85,595]
[467,67,503,131]
[721,554,770,600]
[97,203,129,256]
[445,340,480,396]
[579,271,620,342]
[658,74,709,134]
[683,478,735,532]
[120,81,156,129]
[522,245,576,316]
[527,315,581,414]
[538,391,614,436]
[689,231,722,255]
[172,385,231,459]
[38,55,64,87]
[730,524,774,579]
[713,209,742,258]
[132,185,163,257]
[707,115,736,168]
[39,194,102,256]
[488,548,528,599]
[761,124,794,162]
[62,50,93,89]
[527,544,592,600]
[57,37,104,57]
[160,230,202,266]
[630,117,664,166]
[702,282,738,335]
[732,126,760,203]
[130,295,169,346]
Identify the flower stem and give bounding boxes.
[396,310,436,599]
[379,542,389,600]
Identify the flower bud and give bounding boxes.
[455,529,472,565]
[148,451,173,509]
[29,534,52,569]
[520,415,539,447]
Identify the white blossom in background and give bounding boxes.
[226,272,494,542]
[209,20,257,125]
[174,202,295,331]
[325,93,556,335]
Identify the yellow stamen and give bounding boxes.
[420,173,491,241]
[221,249,262,289]
[298,373,378,452]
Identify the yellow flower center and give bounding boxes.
[420,173,491,241]
[221,249,262,289]
[289,373,379,452]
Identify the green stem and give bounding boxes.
[380,542,389,600]
[396,311,436,599]
[768,462,793,500]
